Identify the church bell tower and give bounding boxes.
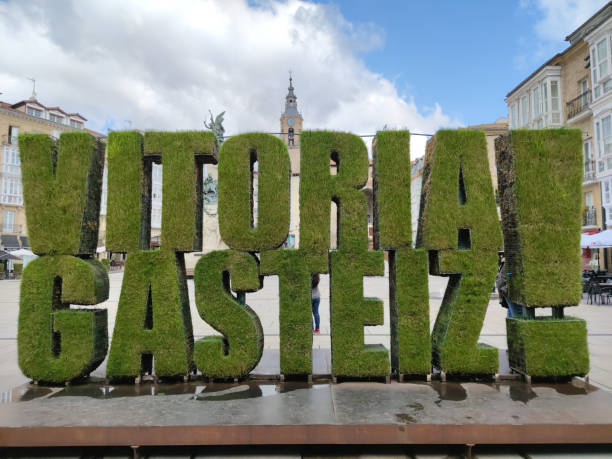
[280,74,303,151]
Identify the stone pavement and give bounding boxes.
[0,266,610,391]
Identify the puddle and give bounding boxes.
[430,382,467,406]
[407,402,424,412]
[508,383,537,404]
[395,413,416,423]
[14,386,54,402]
[535,381,595,396]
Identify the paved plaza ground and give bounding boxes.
[1,266,611,392]
[2,269,612,457]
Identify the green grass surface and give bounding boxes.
[372,131,412,250]
[330,250,389,378]
[507,317,589,377]
[300,131,370,273]
[496,130,582,307]
[19,132,104,255]
[218,133,290,251]
[100,258,110,271]
[260,250,313,375]
[145,131,217,251]
[389,249,431,376]
[18,256,109,383]
[106,131,150,252]
[106,250,193,379]
[416,130,501,376]
[193,250,263,379]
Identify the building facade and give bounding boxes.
[0,94,102,254]
[505,4,612,270]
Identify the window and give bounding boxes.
[521,95,528,126]
[606,182,611,205]
[592,37,611,100]
[585,141,593,169]
[511,104,518,129]
[602,115,612,156]
[26,107,42,117]
[2,210,14,232]
[8,126,18,145]
[70,119,83,128]
[586,191,594,208]
[50,114,63,123]
[533,86,540,118]
[598,38,609,81]
[550,80,560,124]
[581,79,589,104]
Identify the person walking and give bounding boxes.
[311,274,320,334]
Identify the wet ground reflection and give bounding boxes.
[8,378,597,405]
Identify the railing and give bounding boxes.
[584,159,597,182]
[1,224,22,234]
[0,194,23,205]
[1,163,21,175]
[584,208,597,227]
[567,91,592,120]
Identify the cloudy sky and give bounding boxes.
[0,0,606,157]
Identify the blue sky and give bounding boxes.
[324,0,602,127]
[0,0,605,156]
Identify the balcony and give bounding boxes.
[566,91,591,120]
[584,160,597,182]
[1,224,22,234]
[584,207,597,227]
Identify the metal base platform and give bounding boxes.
[1,378,612,447]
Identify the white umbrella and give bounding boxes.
[96,246,106,253]
[582,229,612,249]
[10,248,35,258]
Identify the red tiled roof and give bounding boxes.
[9,99,88,121]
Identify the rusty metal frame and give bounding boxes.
[1,424,612,447]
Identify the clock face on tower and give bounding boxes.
[287,117,295,126]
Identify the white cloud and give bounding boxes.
[515,0,604,71]
[528,0,604,42]
[0,0,458,157]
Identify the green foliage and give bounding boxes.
[507,317,589,377]
[19,132,105,255]
[416,130,501,376]
[496,130,582,307]
[106,250,193,379]
[430,250,499,375]
[13,263,23,275]
[101,259,110,271]
[106,131,150,252]
[417,130,502,251]
[18,256,108,383]
[260,250,312,375]
[193,250,263,379]
[300,131,370,273]
[330,250,389,378]
[218,133,290,251]
[373,131,412,249]
[389,249,430,375]
[144,131,217,251]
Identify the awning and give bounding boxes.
[0,250,19,261]
[96,246,106,253]
[11,248,35,258]
[0,235,19,250]
[581,229,612,248]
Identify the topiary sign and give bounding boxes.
[17,129,588,384]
